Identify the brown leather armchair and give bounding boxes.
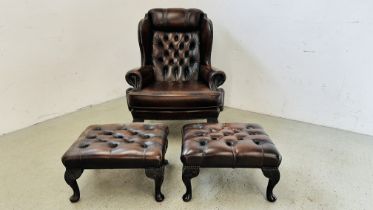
[126,8,226,123]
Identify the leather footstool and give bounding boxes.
[180,123,282,202]
[62,123,168,202]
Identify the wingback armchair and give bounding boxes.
[126,8,226,123]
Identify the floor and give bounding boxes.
[0,98,372,210]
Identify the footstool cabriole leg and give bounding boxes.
[64,168,84,203]
[182,165,200,202]
[145,166,165,202]
[261,167,280,202]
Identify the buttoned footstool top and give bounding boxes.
[180,123,282,202]
[62,123,168,169]
[62,123,169,202]
[181,123,281,168]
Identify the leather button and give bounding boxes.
[246,125,254,129]
[141,134,150,138]
[129,130,138,135]
[233,129,241,133]
[79,142,90,148]
[103,130,113,135]
[96,138,107,142]
[108,142,118,148]
[184,35,189,41]
[199,141,207,146]
[189,41,196,50]
[86,134,96,139]
[223,132,232,136]
[157,39,163,48]
[189,57,195,64]
[226,141,234,146]
[113,133,124,139]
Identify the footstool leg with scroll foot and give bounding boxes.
[64,168,84,202]
[181,166,200,202]
[262,167,280,202]
[145,165,166,202]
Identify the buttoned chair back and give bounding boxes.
[125,8,226,123]
[138,8,213,81]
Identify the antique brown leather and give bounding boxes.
[126,8,226,121]
[127,81,224,110]
[62,123,168,169]
[181,123,282,168]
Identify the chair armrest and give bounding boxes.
[200,65,226,90]
[125,66,154,90]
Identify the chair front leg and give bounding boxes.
[64,168,84,202]
[261,167,280,202]
[207,118,218,123]
[133,118,144,122]
[182,166,200,202]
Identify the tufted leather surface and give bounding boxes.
[152,31,200,81]
[62,124,168,169]
[127,81,224,110]
[181,123,281,168]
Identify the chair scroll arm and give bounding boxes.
[200,65,226,90]
[125,66,154,90]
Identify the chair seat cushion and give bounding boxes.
[62,123,168,169]
[127,81,224,110]
[181,123,282,168]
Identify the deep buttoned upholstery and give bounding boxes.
[180,123,282,202]
[152,32,200,81]
[61,123,169,202]
[62,123,168,169]
[126,8,226,121]
[181,123,282,168]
